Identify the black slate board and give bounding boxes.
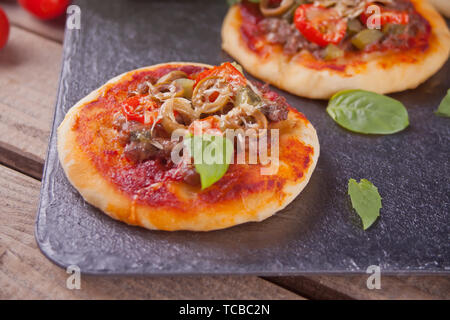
[36,0,450,275]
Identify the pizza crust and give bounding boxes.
[222,0,450,99]
[429,0,450,17]
[58,62,320,231]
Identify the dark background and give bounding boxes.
[36,0,449,275]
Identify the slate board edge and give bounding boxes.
[34,0,450,276]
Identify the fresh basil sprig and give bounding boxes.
[185,135,233,190]
[327,90,409,134]
[435,89,450,118]
[348,179,382,230]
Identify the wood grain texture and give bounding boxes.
[2,0,65,43]
[266,275,450,300]
[0,164,303,300]
[0,26,62,179]
[0,11,447,300]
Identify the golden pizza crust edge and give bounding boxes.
[429,0,450,17]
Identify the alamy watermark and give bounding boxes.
[66,5,81,30]
[366,265,381,290]
[66,265,81,290]
[365,4,383,30]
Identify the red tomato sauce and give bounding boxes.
[74,64,315,208]
[240,2,265,53]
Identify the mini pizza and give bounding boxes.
[58,62,319,231]
[222,0,450,99]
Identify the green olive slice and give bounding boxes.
[221,106,268,135]
[160,98,198,134]
[192,76,231,114]
[174,78,195,99]
[153,82,184,100]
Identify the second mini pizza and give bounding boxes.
[222,0,450,99]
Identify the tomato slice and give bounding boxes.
[121,96,159,125]
[360,4,409,27]
[194,62,246,89]
[294,4,347,47]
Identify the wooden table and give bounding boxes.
[0,1,448,300]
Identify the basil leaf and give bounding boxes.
[348,179,382,230]
[435,89,450,118]
[185,135,233,190]
[327,90,409,134]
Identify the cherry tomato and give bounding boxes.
[18,0,70,20]
[294,4,347,47]
[194,62,246,89]
[360,4,409,27]
[0,8,9,50]
[121,96,160,125]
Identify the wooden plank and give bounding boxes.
[0,164,303,300]
[266,275,450,300]
[1,0,65,43]
[0,26,62,179]
[0,24,447,300]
